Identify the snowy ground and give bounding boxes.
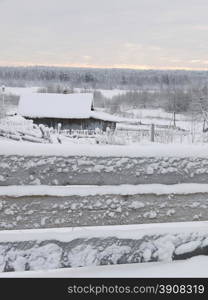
[98,89,128,98]
[1,255,207,278]
[2,140,208,157]
[125,108,200,132]
[3,87,39,96]
[4,87,127,99]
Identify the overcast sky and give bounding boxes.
[0,0,208,69]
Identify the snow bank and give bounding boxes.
[1,255,207,278]
[175,241,201,256]
[1,141,208,157]
[0,222,207,274]
[2,183,208,197]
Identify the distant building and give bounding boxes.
[18,93,117,131]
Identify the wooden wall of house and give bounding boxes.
[27,117,116,131]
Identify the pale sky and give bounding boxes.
[0,0,208,69]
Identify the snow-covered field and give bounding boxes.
[126,108,188,121]
[98,89,128,98]
[3,87,39,96]
[121,108,202,137]
[4,87,127,100]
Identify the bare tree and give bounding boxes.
[0,86,6,120]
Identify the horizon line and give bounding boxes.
[0,64,208,71]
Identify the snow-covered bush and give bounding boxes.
[95,127,126,145]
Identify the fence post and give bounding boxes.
[151,124,155,142]
[173,111,176,127]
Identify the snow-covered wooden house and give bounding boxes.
[18,93,117,131]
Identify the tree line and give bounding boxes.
[1,66,208,117]
[0,66,208,90]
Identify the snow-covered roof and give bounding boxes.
[18,93,94,119]
[90,110,140,124]
[18,92,142,124]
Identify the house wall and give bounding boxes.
[26,117,116,131]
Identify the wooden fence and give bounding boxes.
[59,125,193,144]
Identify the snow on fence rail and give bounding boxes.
[116,123,193,144]
[0,222,207,273]
[1,184,208,230]
[61,129,99,138]
[2,152,208,186]
[59,125,192,145]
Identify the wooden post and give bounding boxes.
[173,111,176,127]
[151,124,155,142]
[203,119,206,132]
